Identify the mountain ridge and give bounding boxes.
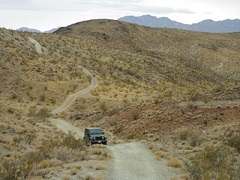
[118,15,240,33]
[16,27,61,33]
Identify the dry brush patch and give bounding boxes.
[185,144,239,180]
[0,131,87,179]
[167,157,183,168]
[148,143,169,160]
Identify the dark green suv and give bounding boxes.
[84,127,107,145]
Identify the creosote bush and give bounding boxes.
[186,145,238,180]
[0,132,86,179]
[28,106,51,119]
[0,156,35,180]
[178,128,194,141]
[223,129,240,152]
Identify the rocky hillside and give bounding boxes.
[56,19,240,81]
[0,19,240,179]
[1,19,240,116]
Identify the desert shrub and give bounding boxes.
[94,163,106,170]
[113,126,123,135]
[49,146,82,162]
[39,93,46,102]
[186,145,237,180]
[0,156,34,180]
[167,157,182,168]
[33,168,52,177]
[212,84,225,93]
[36,108,51,119]
[178,128,194,141]
[189,134,204,147]
[60,131,85,150]
[39,159,62,169]
[34,132,85,163]
[127,133,135,139]
[28,106,37,117]
[100,102,107,112]
[24,132,36,145]
[13,135,23,146]
[189,92,200,101]
[69,168,78,175]
[28,106,51,119]
[223,130,240,152]
[132,112,139,120]
[85,174,96,180]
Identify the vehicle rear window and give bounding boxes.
[90,129,102,135]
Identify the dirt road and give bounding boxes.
[51,65,98,114]
[28,37,43,54]
[49,118,83,139]
[48,63,177,179]
[106,142,176,180]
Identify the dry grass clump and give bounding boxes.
[94,163,107,170]
[66,162,82,170]
[84,174,96,180]
[155,151,168,160]
[28,106,51,119]
[148,143,168,160]
[176,128,204,147]
[167,157,183,168]
[0,131,86,179]
[222,129,240,152]
[171,174,191,180]
[86,162,106,170]
[177,128,194,141]
[0,156,33,180]
[48,146,79,162]
[39,159,62,168]
[186,144,238,179]
[62,175,71,180]
[68,168,78,175]
[33,168,52,177]
[89,145,111,160]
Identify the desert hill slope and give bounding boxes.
[0,19,240,179]
[56,19,240,81]
[0,19,240,117]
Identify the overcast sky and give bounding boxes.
[0,0,240,31]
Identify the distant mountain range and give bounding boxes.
[118,15,240,33]
[16,27,61,33]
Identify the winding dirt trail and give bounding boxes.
[49,118,83,139]
[51,65,98,114]
[28,37,43,54]
[36,38,177,178]
[49,65,98,139]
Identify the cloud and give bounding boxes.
[71,0,194,15]
[130,5,194,15]
[0,0,33,10]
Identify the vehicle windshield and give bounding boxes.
[89,129,102,135]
